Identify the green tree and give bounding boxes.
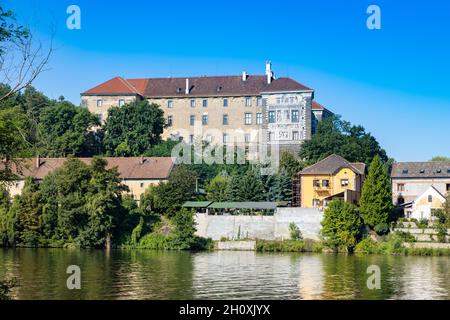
[300,116,387,165]
[359,155,394,229]
[38,101,100,156]
[9,177,42,246]
[225,173,241,201]
[103,100,165,156]
[321,199,362,252]
[142,165,197,215]
[268,169,292,202]
[170,208,198,249]
[430,156,450,162]
[279,151,304,177]
[238,169,266,201]
[206,175,230,201]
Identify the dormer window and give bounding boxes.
[402,169,408,174]
[420,169,425,174]
[437,169,442,173]
[216,86,223,92]
[176,87,182,93]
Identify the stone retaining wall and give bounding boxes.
[195,208,323,241]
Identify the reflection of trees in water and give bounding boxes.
[320,255,396,300]
[110,250,195,299]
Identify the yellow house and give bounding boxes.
[293,154,366,208]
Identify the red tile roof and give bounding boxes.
[7,157,175,180]
[82,75,312,97]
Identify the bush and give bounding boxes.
[354,238,381,254]
[417,219,429,229]
[374,222,390,235]
[289,223,302,241]
[0,278,17,300]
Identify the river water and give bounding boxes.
[0,249,449,300]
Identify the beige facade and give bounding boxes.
[81,63,333,155]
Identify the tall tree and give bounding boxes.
[299,115,387,165]
[268,169,292,202]
[38,101,100,156]
[321,199,362,252]
[238,169,265,201]
[206,174,230,202]
[359,155,394,229]
[103,100,166,156]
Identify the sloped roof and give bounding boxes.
[391,161,450,178]
[299,154,366,175]
[83,77,142,96]
[7,157,175,180]
[82,75,312,97]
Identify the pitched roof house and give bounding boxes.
[293,154,366,208]
[7,157,175,200]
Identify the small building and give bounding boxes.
[293,154,366,208]
[391,161,450,205]
[6,157,175,200]
[402,186,446,220]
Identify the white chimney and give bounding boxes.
[265,61,273,84]
[242,71,248,81]
[185,78,189,94]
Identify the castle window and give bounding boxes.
[223,133,229,144]
[256,97,262,106]
[244,113,252,125]
[190,115,195,126]
[140,183,144,188]
[190,99,196,108]
[256,113,263,125]
[167,115,173,127]
[223,114,229,125]
[397,184,405,192]
[291,110,299,123]
[167,100,173,108]
[202,99,208,107]
[292,131,299,141]
[96,99,103,107]
[202,115,208,125]
[268,111,275,123]
[189,135,194,144]
[245,97,252,106]
[223,98,228,107]
[118,99,125,107]
[428,195,433,203]
[245,134,251,143]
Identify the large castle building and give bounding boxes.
[81,62,332,155]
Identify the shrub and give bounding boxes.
[354,238,381,254]
[374,223,390,235]
[289,223,302,241]
[0,278,17,300]
[417,219,429,229]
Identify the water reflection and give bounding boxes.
[0,249,448,300]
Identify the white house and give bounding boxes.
[404,186,446,220]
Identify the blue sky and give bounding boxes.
[5,0,450,161]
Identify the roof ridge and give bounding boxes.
[117,76,139,95]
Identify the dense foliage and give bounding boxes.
[299,115,388,165]
[359,155,394,229]
[103,100,166,156]
[321,200,363,252]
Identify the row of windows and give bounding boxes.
[312,179,349,188]
[397,183,450,192]
[268,110,301,123]
[167,113,264,127]
[167,97,265,108]
[188,133,255,144]
[96,99,125,107]
[267,131,301,142]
